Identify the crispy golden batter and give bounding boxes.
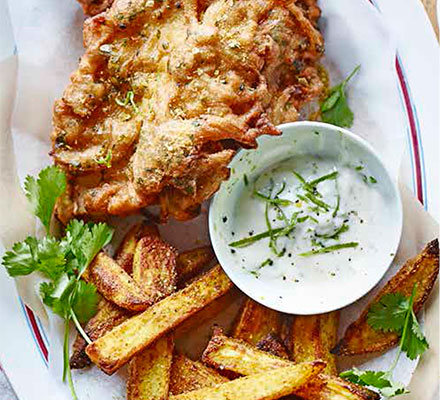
[334,239,439,356]
[52,0,324,222]
[77,0,114,16]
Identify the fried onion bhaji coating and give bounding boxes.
[53,0,324,222]
[78,0,114,16]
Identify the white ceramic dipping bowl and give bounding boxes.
[209,121,402,314]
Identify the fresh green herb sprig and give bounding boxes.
[341,284,428,398]
[24,166,66,232]
[299,241,358,256]
[96,149,113,168]
[2,166,113,400]
[321,65,360,127]
[116,90,139,113]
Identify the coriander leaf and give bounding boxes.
[381,383,409,398]
[51,278,76,319]
[321,65,360,128]
[2,236,65,280]
[64,220,113,277]
[367,293,409,333]
[401,312,429,360]
[40,281,56,307]
[24,166,67,233]
[35,237,66,281]
[341,368,390,388]
[71,281,100,323]
[341,368,407,398]
[2,239,36,276]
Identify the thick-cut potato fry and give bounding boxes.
[133,236,177,302]
[202,332,379,400]
[289,311,339,375]
[232,298,283,345]
[256,333,290,359]
[115,223,159,274]
[170,353,228,395]
[86,252,150,311]
[334,239,439,356]
[86,265,233,374]
[169,362,325,400]
[176,246,215,287]
[127,335,174,400]
[128,231,177,399]
[70,299,128,368]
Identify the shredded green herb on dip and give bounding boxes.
[228,154,390,286]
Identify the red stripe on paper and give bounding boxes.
[24,305,48,362]
[395,58,424,204]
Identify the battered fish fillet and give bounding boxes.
[77,0,114,16]
[53,0,324,222]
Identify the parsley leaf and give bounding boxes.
[24,166,66,233]
[367,292,409,332]
[321,65,360,127]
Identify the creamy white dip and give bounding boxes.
[227,155,394,292]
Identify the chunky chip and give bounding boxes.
[115,222,159,274]
[289,311,339,375]
[133,235,177,302]
[85,252,150,311]
[127,335,174,400]
[176,246,215,287]
[334,239,439,356]
[169,362,325,400]
[170,353,228,395]
[232,298,283,345]
[86,265,233,374]
[202,331,379,400]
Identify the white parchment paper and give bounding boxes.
[0,0,437,399]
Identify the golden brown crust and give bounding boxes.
[52,0,324,222]
[231,298,283,345]
[170,353,228,395]
[333,239,439,356]
[201,331,379,400]
[169,362,326,400]
[176,246,215,287]
[86,265,233,374]
[289,311,339,375]
[85,252,151,311]
[256,333,290,359]
[70,298,129,368]
[127,335,174,400]
[115,222,159,274]
[133,236,177,302]
[77,0,114,16]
